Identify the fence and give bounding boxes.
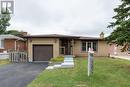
[9,52,28,62]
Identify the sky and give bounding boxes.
[8,0,121,37]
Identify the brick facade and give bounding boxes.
[0,39,26,52]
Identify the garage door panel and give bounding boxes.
[33,45,53,61]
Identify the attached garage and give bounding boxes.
[33,45,53,61]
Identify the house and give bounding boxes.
[0,34,26,53]
[24,33,110,62]
[109,43,130,56]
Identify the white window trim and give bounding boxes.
[81,41,98,52]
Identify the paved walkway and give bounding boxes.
[0,62,48,87]
[110,54,130,60]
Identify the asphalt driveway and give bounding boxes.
[0,62,48,87]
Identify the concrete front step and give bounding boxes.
[46,55,74,69]
[65,55,73,58]
[64,60,74,62]
[64,58,73,60]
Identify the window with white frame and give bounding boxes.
[81,41,98,52]
[0,39,4,48]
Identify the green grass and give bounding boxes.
[0,59,10,65]
[27,57,130,87]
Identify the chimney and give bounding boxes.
[100,32,104,39]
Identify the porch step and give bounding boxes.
[61,55,74,68]
[65,55,73,58]
[64,60,74,62]
[46,55,74,69]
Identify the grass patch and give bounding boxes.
[27,57,130,87]
[0,59,10,65]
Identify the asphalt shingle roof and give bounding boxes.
[0,35,24,40]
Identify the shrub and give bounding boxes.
[50,56,64,62]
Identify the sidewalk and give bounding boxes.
[110,54,130,60]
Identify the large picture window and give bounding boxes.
[81,41,98,52]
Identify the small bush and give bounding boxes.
[50,56,64,62]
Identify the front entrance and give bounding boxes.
[60,39,73,55]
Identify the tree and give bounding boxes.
[106,0,130,47]
[5,30,21,36]
[0,9,11,34]
[5,30,26,37]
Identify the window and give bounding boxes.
[93,42,97,51]
[60,47,65,54]
[0,39,4,48]
[87,42,91,51]
[81,41,98,52]
[82,42,86,51]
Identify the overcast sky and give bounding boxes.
[8,0,121,37]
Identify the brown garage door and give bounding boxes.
[33,45,53,61]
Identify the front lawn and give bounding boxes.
[0,59,10,65]
[27,57,130,87]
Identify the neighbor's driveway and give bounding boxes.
[0,62,48,87]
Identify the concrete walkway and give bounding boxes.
[110,54,130,60]
[46,55,74,69]
[0,62,48,87]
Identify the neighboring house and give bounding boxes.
[24,33,110,62]
[0,35,26,53]
[109,44,130,56]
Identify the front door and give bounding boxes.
[60,39,72,55]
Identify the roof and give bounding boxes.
[79,36,102,40]
[23,34,79,38]
[0,34,24,40]
[23,34,103,40]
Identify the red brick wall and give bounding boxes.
[3,39,26,52]
[4,39,15,51]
